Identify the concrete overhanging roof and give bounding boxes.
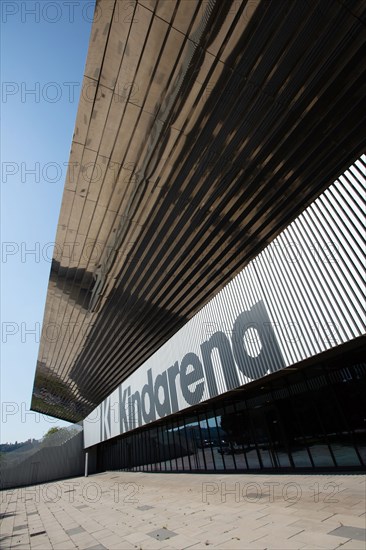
[31,0,366,422]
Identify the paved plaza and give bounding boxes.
[1,472,365,549]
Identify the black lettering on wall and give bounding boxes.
[110,300,285,443]
[167,362,180,413]
[154,371,172,418]
[201,331,239,397]
[120,386,131,433]
[130,390,142,428]
[180,352,205,405]
[231,300,285,380]
[141,369,157,423]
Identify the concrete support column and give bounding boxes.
[85,451,88,477]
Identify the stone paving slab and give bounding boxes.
[1,472,365,549]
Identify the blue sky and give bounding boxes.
[1,2,94,443]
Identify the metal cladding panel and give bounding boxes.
[83,157,366,448]
[32,0,366,422]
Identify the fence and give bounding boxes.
[0,425,84,490]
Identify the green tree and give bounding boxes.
[41,426,62,447]
[43,426,61,439]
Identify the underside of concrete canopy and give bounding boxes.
[31,0,366,421]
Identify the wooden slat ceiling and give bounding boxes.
[31,0,366,422]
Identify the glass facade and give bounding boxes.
[96,345,366,473]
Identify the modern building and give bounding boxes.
[32,0,366,473]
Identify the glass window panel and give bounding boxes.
[285,396,313,469]
[249,407,276,468]
[207,411,225,471]
[265,406,292,468]
[224,402,260,470]
[171,419,185,471]
[222,404,239,470]
[323,368,364,467]
[216,406,237,470]
[296,388,335,468]
[330,443,361,466]
[159,424,171,471]
[167,420,178,471]
[198,413,216,470]
[185,415,204,470]
[163,424,174,471]
[147,427,160,471]
[157,425,166,471]
[181,418,193,471]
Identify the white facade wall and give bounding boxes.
[84,157,365,448]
